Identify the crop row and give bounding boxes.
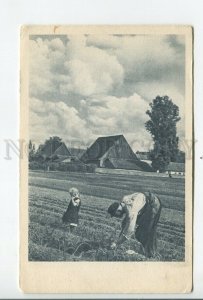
[28,173,185,261]
[29,197,185,260]
[29,184,185,227]
[29,188,185,230]
[29,206,185,250]
[29,214,184,261]
[29,177,185,212]
[30,171,185,190]
[29,174,185,200]
[29,199,185,241]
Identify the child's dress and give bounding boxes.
[62,198,81,226]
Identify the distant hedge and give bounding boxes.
[29,161,45,170]
[29,161,96,173]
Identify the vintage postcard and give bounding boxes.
[20,25,193,293]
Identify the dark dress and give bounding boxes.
[121,192,162,257]
[135,192,162,257]
[62,199,81,225]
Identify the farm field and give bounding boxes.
[29,170,185,261]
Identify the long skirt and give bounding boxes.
[135,197,162,257]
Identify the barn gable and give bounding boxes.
[102,135,138,160]
[81,134,151,171]
[39,143,58,157]
[81,135,138,163]
[136,151,150,161]
[38,142,72,160]
[53,142,72,157]
[69,148,86,159]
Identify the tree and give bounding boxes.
[145,95,181,172]
[34,136,62,162]
[175,150,185,163]
[28,140,36,161]
[44,136,62,153]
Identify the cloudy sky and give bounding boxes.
[29,34,185,151]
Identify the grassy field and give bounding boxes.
[28,170,185,262]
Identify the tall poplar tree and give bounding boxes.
[145,95,181,172]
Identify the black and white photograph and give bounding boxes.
[20,25,193,293]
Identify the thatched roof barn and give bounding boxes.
[81,135,152,171]
[37,141,73,162]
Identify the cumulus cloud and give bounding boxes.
[87,34,120,49]
[29,93,153,151]
[87,34,185,94]
[30,35,185,101]
[29,35,124,99]
[59,36,124,96]
[29,34,185,150]
[29,38,67,97]
[80,93,152,150]
[29,97,90,146]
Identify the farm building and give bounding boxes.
[81,134,152,171]
[37,141,74,163]
[69,148,86,159]
[136,151,150,161]
[136,151,152,166]
[165,162,185,176]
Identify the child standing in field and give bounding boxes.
[62,187,81,232]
